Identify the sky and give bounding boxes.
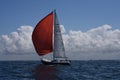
[0,0,120,60]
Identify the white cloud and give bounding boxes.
[0,24,120,60]
[63,24,120,60]
[0,26,35,54]
[60,25,66,33]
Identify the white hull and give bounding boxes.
[41,59,70,65]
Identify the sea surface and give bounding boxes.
[0,60,120,80]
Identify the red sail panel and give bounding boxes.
[32,12,53,56]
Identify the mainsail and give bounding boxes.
[32,12,53,56]
[53,11,66,60]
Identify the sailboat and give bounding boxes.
[32,10,70,65]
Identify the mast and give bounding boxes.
[53,10,55,60]
[53,10,67,60]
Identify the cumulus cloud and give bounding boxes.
[60,25,66,33]
[0,24,120,60]
[63,24,120,59]
[64,24,120,53]
[0,26,35,54]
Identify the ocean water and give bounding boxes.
[0,60,120,80]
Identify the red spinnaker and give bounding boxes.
[32,12,53,56]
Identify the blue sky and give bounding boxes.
[1,0,120,34]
